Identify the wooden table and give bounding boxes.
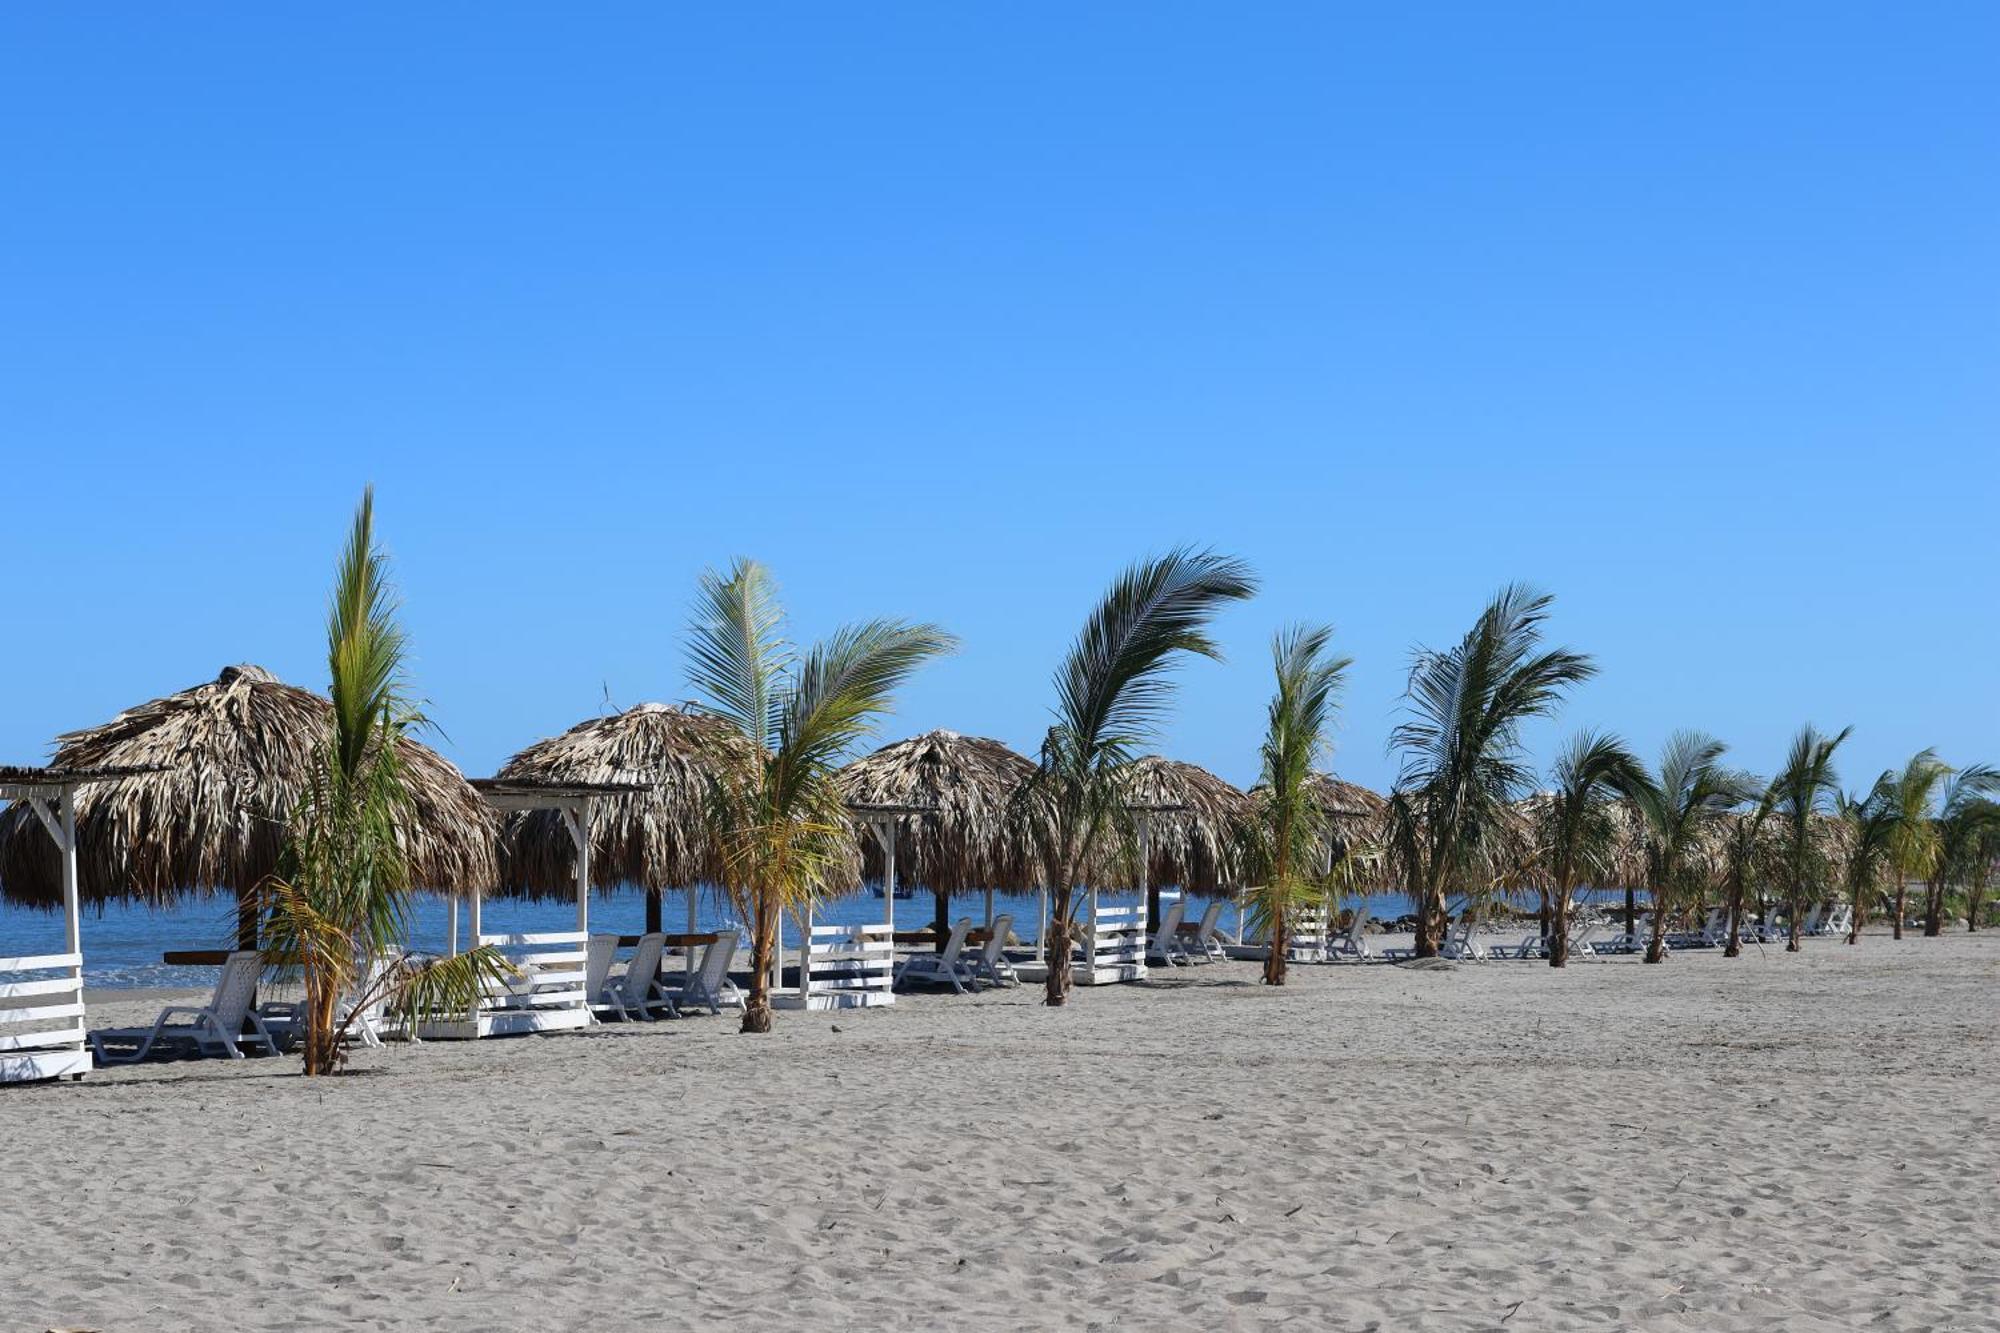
[613,932,721,949]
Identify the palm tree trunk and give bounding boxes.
[1786,874,1803,952]
[1623,886,1636,938]
[1043,884,1074,1007]
[1923,881,1944,937]
[1537,889,1550,944]
[1412,876,1443,958]
[1644,903,1668,964]
[741,902,775,1034]
[1263,906,1288,985]
[932,890,950,951]
[1548,888,1569,968]
[1724,877,1743,958]
[1892,885,1906,940]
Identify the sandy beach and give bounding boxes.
[6,930,1996,1332]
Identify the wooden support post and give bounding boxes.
[446,896,459,957]
[645,889,662,935]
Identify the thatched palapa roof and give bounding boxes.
[1116,756,1253,894]
[0,665,497,910]
[493,702,750,898]
[837,730,1041,893]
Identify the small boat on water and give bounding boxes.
[871,884,915,900]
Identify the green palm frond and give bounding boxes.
[1388,585,1595,953]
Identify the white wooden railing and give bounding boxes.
[0,951,90,1082]
[782,923,895,1010]
[1285,903,1331,963]
[473,930,590,1035]
[1076,904,1147,985]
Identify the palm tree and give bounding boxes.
[687,558,955,1033]
[1716,787,1775,956]
[1024,548,1257,1007]
[1835,776,1898,944]
[257,490,509,1075]
[1244,625,1351,986]
[1925,768,2000,936]
[1629,731,1740,964]
[1956,803,2000,932]
[1768,725,1851,952]
[1534,730,1644,967]
[1881,750,1951,940]
[1387,586,1595,958]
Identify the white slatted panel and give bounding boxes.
[0,952,86,1080]
[476,930,591,1019]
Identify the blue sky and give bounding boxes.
[2,4,1994,795]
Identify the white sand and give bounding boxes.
[6,930,1997,1331]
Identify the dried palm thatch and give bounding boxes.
[492,703,752,898]
[0,665,497,911]
[1115,756,1254,894]
[836,730,1041,893]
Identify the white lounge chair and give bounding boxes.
[1329,906,1374,961]
[595,932,676,1021]
[1823,903,1853,938]
[90,951,282,1065]
[1147,899,1189,967]
[585,934,621,1022]
[1438,919,1491,961]
[1182,900,1227,962]
[964,914,1019,988]
[894,918,978,993]
[656,933,745,1015]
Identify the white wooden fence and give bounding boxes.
[1075,903,1147,985]
[778,923,895,1010]
[0,951,90,1082]
[423,930,590,1038]
[1285,902,1331,964]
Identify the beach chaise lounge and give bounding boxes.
[594,932,676,1021]
[1822,903,1853,937]
[89,950,282,1065]
[585,935,621,1021]
[1437,920,1490,961]
[1181,900,1227,962]
[964,914,1019,988]
[656,934,744,1015]
[261,952,412,1049]
[1329,906,1374,961]
[1147,899,1189,967]
[894,917,978,993]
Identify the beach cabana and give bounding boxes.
[0,764,158,1083]
[836,729,1042,944]
[1116,756,1253,929]
[447,777,650,1038]
[491,701,745,939]
[0,666,496,949]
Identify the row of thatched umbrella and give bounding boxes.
[0,667,1389,939]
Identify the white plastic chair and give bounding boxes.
[1147,898,1189,966]
[658,934,745,1015]
[1183,900,1227,962]
[894,918,977,993]
[90,951,281,1065]
[964,914,1018,988]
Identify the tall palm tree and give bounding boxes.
[687,558,955,1033]
[1716,786,1775,956]
[1387,586,1595,958]
[1245,625,1351,986]
[1535,730,1645,967]
[1024,548,1256,1007]
[257,490,509,1075]
[1925,768,2000,936]
[1881,750,1951,940]
[1835,776,1899,944]
[1629,731,1740,964]
[1768,724,1851,952]
[1955,803,2000,932]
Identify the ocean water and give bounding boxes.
[0,886,1434,989]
